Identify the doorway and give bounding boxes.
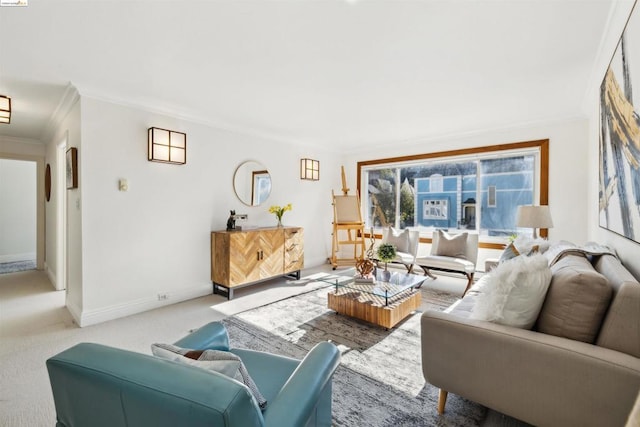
[0,158,37,274]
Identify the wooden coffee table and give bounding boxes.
[320,268,426,329]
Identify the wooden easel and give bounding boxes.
[330,167,366,269]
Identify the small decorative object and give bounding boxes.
[355,258,375,282]
[66,147,78,189]
[377,243,396,282]
[226,210,236,231]
[269,203,292,227]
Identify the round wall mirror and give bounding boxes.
[233,160,271,206]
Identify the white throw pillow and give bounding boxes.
[385,227,410,253]
[469,253,552,329]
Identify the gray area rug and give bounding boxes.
[221,285,486,426]
[0,260,36,274]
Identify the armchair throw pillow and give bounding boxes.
[151,343,267,409]
[433,230,468,259]
[386,227,410,254]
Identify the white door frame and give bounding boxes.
[56,138,67,291]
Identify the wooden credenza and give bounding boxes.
[211,226,304,299]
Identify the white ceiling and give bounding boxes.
[0,0,625,151]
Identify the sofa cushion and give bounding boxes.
[468,252,552,329]
[151,343,267,408]
[594,254,640,358]
[385,227,410,253]
[535,255,612,344]
[433,230,468,259]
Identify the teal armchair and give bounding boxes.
[47,322,340,427]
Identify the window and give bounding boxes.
[487,186,497,207]
[357,140,549,246]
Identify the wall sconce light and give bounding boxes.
[148,127,186,164]
[300,158,319,180]
[0,95,11,124]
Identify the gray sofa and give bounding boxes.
[421,252,640,427]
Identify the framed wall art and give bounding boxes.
[45,163,51,201]
[66,147,78,189]
[599,1,640,244]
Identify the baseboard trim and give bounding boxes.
[0,252,36,263]
[44,262,58,290]
[76,284,213,327]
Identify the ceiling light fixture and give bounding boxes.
[0,95,11,124]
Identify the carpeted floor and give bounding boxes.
[0,260,36,275]
[221,285,486,426]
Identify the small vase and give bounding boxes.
[276,218,283,227]
[381,268,391,282]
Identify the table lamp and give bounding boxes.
[516,205,553,238]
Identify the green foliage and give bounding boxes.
[377,243,396,263]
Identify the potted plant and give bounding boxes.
[268,203,292,227]
[376,243,396,281]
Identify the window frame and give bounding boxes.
[356,139,549,249]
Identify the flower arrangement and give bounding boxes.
[269,203,292,226]
[376,243,396,270]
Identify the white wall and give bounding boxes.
[0,159,37,262]
[43,94,82,301]
[73,96,341,326]
[343,118,591,270]
[585,0,640,278]
[0,136,46,270]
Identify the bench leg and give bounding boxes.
[438,389,448,414]
[420,265,437,280]
[462,272,475,296]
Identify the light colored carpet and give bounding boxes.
[0,266,529,427]
[0,260,36,275]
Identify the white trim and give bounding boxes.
[45,262,57,290]
[75,284,212,327]
[0,252,36,263]
[40,83,80,141]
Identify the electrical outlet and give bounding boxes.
[157,293,169,301]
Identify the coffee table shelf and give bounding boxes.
[320,268,426,329]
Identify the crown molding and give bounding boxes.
[74,87,324,150]
[40,82,80,141]
[342,114,587,156]
[580,0,636,114]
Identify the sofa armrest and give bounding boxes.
[421,310,640,427]
[173,321,230,351]
[263,341,340,427]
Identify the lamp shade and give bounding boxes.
[516,205,554,228]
